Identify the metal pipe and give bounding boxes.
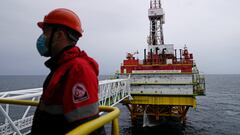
[156,48,159,64]
[144,49,146,64]
[150,0,152,9]
[112,116,119,135]
[162,48,166,64]
[180,49,182,60]
[3,92,42,100]
[175,49,177,59]
[159,53,161,64]
[150,49,153,64]
[0,88,42,96]
[5,104,9,123]
[0,99,39,106]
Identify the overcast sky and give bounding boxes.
[0,0,240,75]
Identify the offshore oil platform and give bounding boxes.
[117,0,206,126]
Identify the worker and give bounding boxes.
[31,8,106,135]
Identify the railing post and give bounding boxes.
[5,104,9,123]
[112,118,119,135]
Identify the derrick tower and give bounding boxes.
[148,0,165,45]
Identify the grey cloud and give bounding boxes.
[0,0,239,75]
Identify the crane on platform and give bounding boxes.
[126,51,139,60]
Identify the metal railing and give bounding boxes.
[0,88,41,135]
[99,79,130,106]
[67,106,120,135]
[0,79,130,135]
[0,99,120,135]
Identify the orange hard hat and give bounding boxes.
[37,8,83,37]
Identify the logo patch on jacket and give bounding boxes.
[72,83,89,103]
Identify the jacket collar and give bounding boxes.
[44,45,99,76]
[45,45,80,70]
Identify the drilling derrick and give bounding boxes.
[148,0,165,45]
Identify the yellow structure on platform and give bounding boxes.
[125,95,196,108]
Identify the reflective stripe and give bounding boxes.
[65,102,99,122]
[38,102,63,115]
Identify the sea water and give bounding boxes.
[0,75,239,135]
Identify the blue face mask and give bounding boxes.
[36,34,50,57]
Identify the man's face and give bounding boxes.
[42,26,53,49]
[41,26,69,56]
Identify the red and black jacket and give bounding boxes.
[31,46,105,135]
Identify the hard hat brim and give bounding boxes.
[37,22,44,28]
